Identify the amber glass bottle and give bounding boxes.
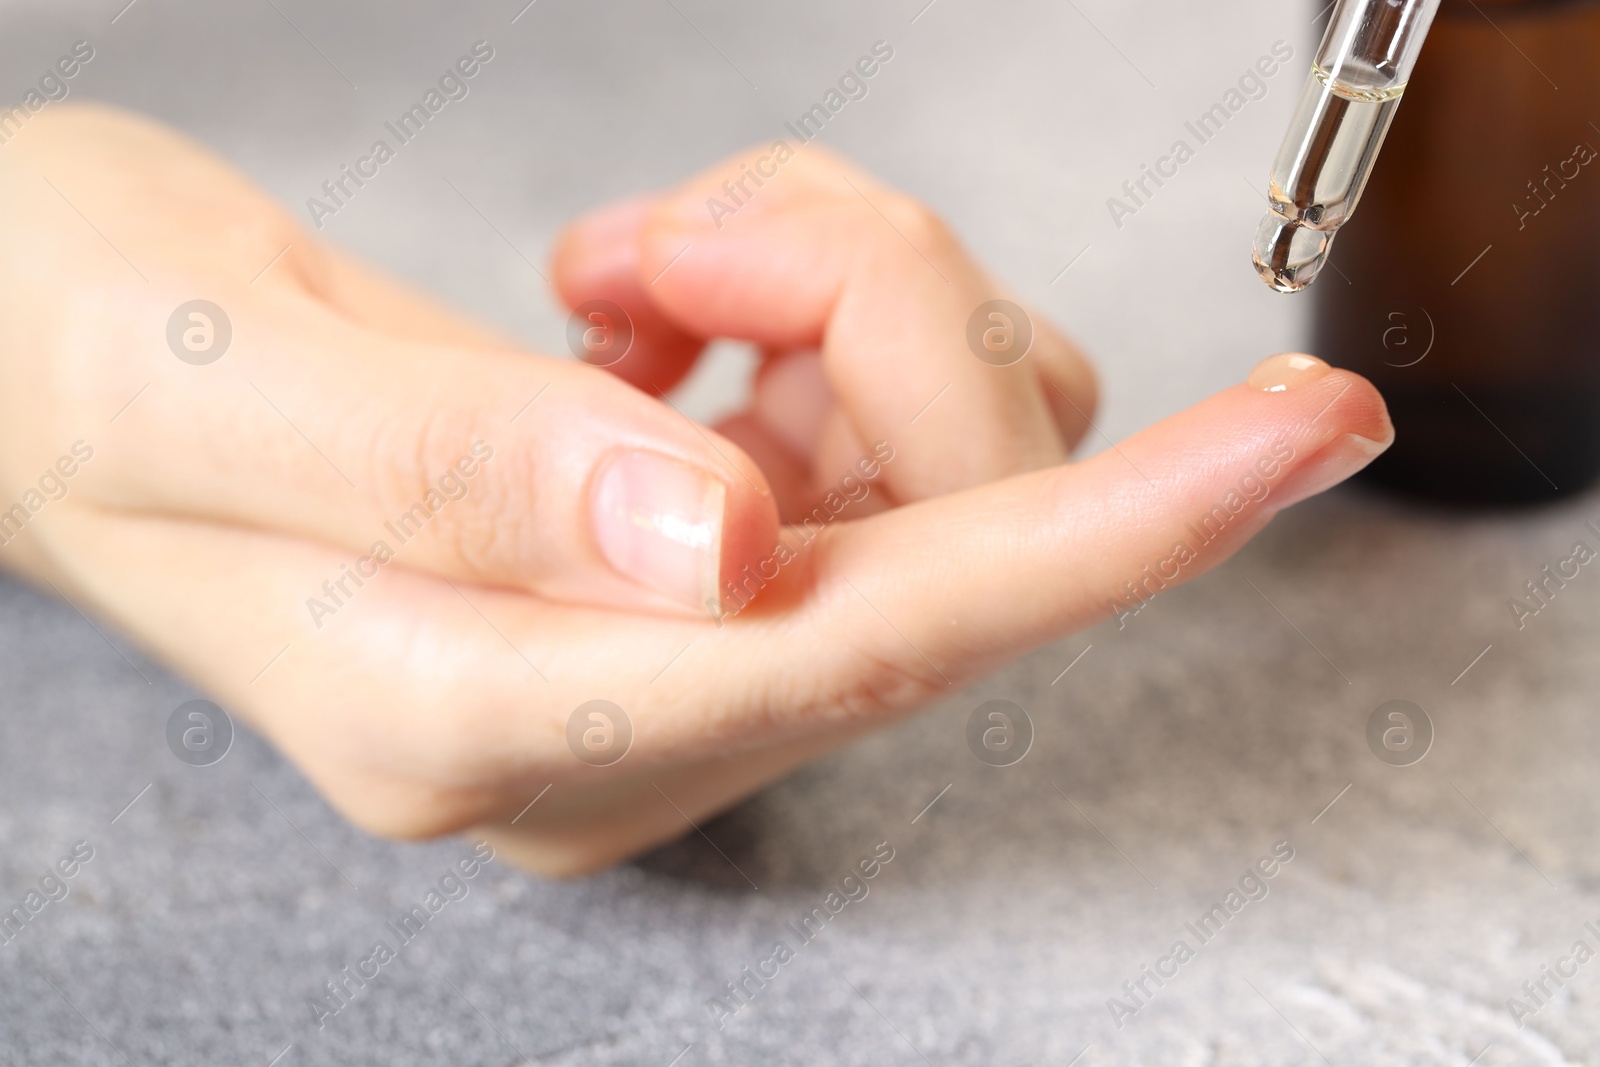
[1315,0,1600,504]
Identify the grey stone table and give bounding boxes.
[4,1,1598,1063]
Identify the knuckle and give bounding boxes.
[40,279,147,428]
[220,210,310,278]
[514,845,623,880]
[794,636,950,721]
[783,142,859,185]
[360,402,530,581]
[878,194,954,251]
[843,645,951,713]
[327,776,487,841]
[301,714,529,841]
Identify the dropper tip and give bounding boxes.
[1252,212,1335,293]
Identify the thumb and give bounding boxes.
[76,283,779,620]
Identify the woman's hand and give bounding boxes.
[0,105,1391,875]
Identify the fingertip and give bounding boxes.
[1246,351,1332,393]
[556,193,654,253]
[1036,336,1101,453]
[549,194,707,394]
[1235,353,1391,447]
[754,349,832,460]
[703,441,783,619]
[1326,367,1394,450]
[587,444,778,619]
[551,194,656,300]
[1138,359,1391,516]
[713,411,816,523]
[1253,364,1393,509]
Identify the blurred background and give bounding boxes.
[3,0,1598,1063]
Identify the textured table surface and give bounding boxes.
[4,1,1599,1064]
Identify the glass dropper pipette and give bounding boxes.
[1252,0,1443,292]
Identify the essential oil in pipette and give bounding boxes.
[1252,64,1404,293]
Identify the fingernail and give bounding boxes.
[592,450,725,614]
[1248,352,1333,393]
[1271,433,1391,510]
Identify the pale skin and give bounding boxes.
[0,106,1392,875]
